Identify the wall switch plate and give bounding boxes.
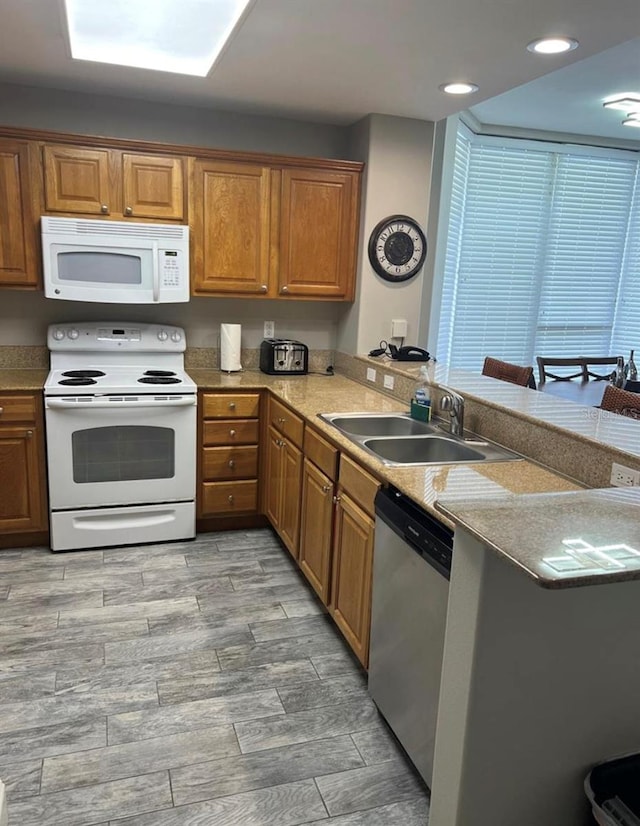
[391,318,408,339]
[610,462,640,487]
[366,367,376,382]
[264,321,275,339]
[384,374,395,390]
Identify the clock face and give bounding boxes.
[368,215,427,282]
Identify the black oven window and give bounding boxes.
[58,252,143,284]
[71,426,175,483]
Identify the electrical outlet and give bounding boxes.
[391,318,408,339]
[610,462,640,487]
[366,367,376,382]
[263,321,275,339]
[384,374,395,390]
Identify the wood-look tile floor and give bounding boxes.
[0,529,430,825]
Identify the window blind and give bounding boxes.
[438,126,640,372]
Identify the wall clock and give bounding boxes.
[367,214,427,283]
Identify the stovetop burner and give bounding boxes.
[59,377,98,386]
[144,370,177,377]
[137,376,182,385]
[62,370,106,378]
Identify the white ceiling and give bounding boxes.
[0,0,638,137]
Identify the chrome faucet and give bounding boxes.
[437,386,465,437]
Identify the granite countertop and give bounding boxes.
[0,369,49,391]
[436,488,640,589]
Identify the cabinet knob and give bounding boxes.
[229,429,236,437]
[100,204,109,214]
[228,495,234,504]
[333,495,341,504]
[322,485,331,493]
[125,206,133,216]
[0,407,3,416]
[260,284,268,293]
[278,417,285,424]
[229,401,236,410]
[26,430,33,438]
[228,459,235,469]
[281,286,289,294]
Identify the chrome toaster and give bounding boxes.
[259,339,309,375]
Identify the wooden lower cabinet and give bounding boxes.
[0,394,47,535]
[266,425,302,558]
[298,458,334,603]
[330,492,375,668]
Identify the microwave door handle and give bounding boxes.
[45,397,196,409]
[152,242,160,302]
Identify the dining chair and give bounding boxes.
[482,357,536,389]
[581,356,622,381]
[600,385,640,420]
[536,357,585,384]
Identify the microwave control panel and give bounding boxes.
[160,250,184,288]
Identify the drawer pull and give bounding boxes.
[229,402,236,410]
[229,429,236,437]
[228,459,235,469]
[281,286,289,293]
[228,495,234,504]
[0,407,3,416]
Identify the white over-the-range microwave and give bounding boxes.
[41,216,190,303]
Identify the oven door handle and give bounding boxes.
[152,241,160,302]
[45,396,196,409]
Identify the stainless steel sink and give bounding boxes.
[323,413,436,437]
[319,412,522,466]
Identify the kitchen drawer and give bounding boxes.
[202,445,258,481]
[269,396,304,448]
[202,393,260,419]
[0,394,37,424]
[339,454,380,517]
[201,480,258,514]
[203,419,259,446]
[304,426,338,481]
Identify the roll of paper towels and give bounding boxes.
[220,323,242,372]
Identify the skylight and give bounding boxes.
[64,0,255,77]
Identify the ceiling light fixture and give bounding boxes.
[439,82,479,95]
[526,37,579,55]
[64,0,255,77]
[603,94,640,128]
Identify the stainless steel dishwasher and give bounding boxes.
[368,486,453,788]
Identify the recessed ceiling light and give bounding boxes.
[526,37,579,55]
[622,116,640,128]
[439,83,479,95]
[64,0,255,77]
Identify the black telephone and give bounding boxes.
[388,344,431,362]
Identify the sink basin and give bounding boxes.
[362,436,485,465]
[319,411,522,466]
[325,414,436,437]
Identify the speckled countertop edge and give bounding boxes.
[0,369,49,391]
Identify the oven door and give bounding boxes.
[45,395,196,510]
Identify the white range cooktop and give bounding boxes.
[44,366,196,396]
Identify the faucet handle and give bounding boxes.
[439,394,453,411]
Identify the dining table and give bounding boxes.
[539,379,608,407]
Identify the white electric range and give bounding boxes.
[44,322,197,551]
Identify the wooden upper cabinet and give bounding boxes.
[0,139,38,287]
[278,168,358,300]
[192,159,271,295]
[122,153,184,220]
[42,144,185,221]
[43,144,112,215]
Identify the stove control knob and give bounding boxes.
[157,330,169,342]
[68,328,79,340]
[53,329,65,341]
[171,331,182,343]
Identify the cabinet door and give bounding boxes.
[265,426,283,529]
[330,492,374,667]
[0,426,46,533]
[278,168,358,299]
[43,144,113,215]
[299,458,334,603]
[278,438,303,559]
[192,160,271,295]
[122,153,184,220]
[0,140,38,287]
